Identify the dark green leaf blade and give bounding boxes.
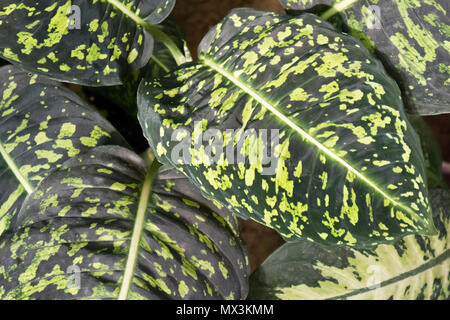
[138,9,434,248]
[280,0,450,115]
[408,115,446,189]
[248,188,450,300]
[0,0,176,85]
[0,146,249,300]
[84,17,187,117]
[0,65,129,237]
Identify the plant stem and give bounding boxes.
[139,148,155,167]
[118,159,162,300]
[106,0,186,66]
[145,24,187,66]
[150,55,170,73]
[321,0,358,20]
[0,141,33,194]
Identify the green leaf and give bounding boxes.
[84,17,187,117]
[279,0,450,115]
[0,0,180,86]
[248,188,450,300]
[0,146,250,300]
[408,115,446,189]
[0,65,129,237]
[138,9,435,248]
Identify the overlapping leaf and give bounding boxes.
[0,146,249,300]
[138,9,434,248]
[280,0,450,115]
[0,0,176,85]
[408,115,445,189]
[248,188,450,300]
[0,65,129,237]
[84,17,187,117]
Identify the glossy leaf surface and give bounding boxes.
[0,65,128,237]
[0,0,176,85]
[138,9,434,247]
[0,146,250,300]
[280,0,450,115]
[249,188,450,300]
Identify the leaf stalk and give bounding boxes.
[118,159,162,300]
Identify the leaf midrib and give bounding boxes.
[330,248,450,299]
[201,57,423,224]
[106,0,150,29]
[321,0,359,20]
[105,0,186,66]
[0,140,33,194]
[118,159,161,300]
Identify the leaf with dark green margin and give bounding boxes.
[0,0,179,86]
[0,145,249,300]
[84,17,187,117]
[138,9,435,248]
[0,65,129,237]
[408,115,446,189]
[279,0,450,115]
[248,188,450,300]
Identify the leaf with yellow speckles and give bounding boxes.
[0,0,179,86]
[280,0,450,115]
[249,188,449,300]
[138,9,435,248]
[0,146,249,300]
[0,65,129,238]
[84,17,188,117]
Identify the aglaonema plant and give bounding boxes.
[0,0,448,300]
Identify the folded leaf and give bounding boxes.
[248,188,450,300]
[0,146,250,300]
[138,9,434,247]
[280,0,450,115]
[0,0,176,85]
[0,65,129,237]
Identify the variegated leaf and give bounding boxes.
[280,0,450,115]
[0,65,129,237]
[0,0,178,86]
[138,9,434,248]
[248,188,450,300]
[408,115,445,189]
[84,17,187,118]
[0,145,250,300]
